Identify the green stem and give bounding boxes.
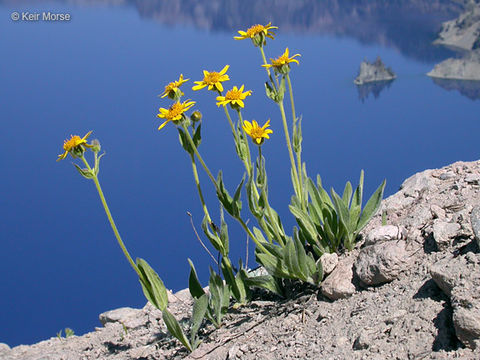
[286,73,304,209]
[81,156,141,277]
[278,100,302,202]
[258,146,284,247]
[181,123,218,191]
[237,217,268,254]
[236,109,253,178]
[189,153,212,224]
[259,46,278,90]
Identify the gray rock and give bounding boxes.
[430,253,480,349]
[365,225,406,246]
[354,57,396,85]
[321,256,355,300]
[471,205,480,249]
[433,3,480,52]
[354,240,411,286]
[99,307,146,330]
[427,49,480,81]
[432,220,461,251]
[439,171,456,180]
[465,174,480,184]
[400,170,436,196]
[352,330,370,350]
[320,252,338,275]
[430,204,446,220]
[0,343,10,355]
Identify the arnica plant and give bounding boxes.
[58,22,385,352]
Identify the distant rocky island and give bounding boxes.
[428,1,480,81]
[354,57,396,85]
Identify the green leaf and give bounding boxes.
[289,202,317,245]
[284,237,303,280]
[187,259,205,299]
[219,207,229,256]
[136,258,168,311]
[209,267,230,325]
[192,123,202,148]
[293,230,308,277]
[177,128,192,155]
[246,178,264,218]
[316,175,334,208]
[232,174,246,217]
[243,272,284,297]
[190,294,208,349]
[216,171,235,217]
[331,188,352,234]
[162,309,192,352]
[201,215,224,254]
[352,170,364,209]
[73,163,94,179]
[357,179,386,231]
[342,181,353,208]
[253,227,268,245]
[255,248,290,279]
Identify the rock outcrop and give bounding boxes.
[427,49,480,80]
[429,2,480,81]
[354,57,396,85]
[2,160,480,359]
[434,1,480,51]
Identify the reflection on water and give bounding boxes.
[356,79,395,102]
[431,78,480,101]
[1,0,461,62]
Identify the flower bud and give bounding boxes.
[91,139,101,153]
[190,110,202,122]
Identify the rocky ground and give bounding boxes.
[2,160,480,359]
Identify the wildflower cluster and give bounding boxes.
[58,22,385,353]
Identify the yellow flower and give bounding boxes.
[192,65,230,92]
[242,120,273,145]
[263,48,300,74]
[160,74,189,99]
[234,22,277,46]
[57,131,93,161]
[157,100,195,130]
[216,85,252,109]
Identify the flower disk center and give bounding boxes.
[167,103,185,120]
[246,24,265,37]
[225,89,244,100]
[204,72,221,84]
[63,136,83,151]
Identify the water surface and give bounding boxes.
[1,0,478,347]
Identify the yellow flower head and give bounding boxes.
[160,74,189,99]
[216,85,252,109]
[57,131,93,161]
[192,65,230,93]
[234,22,277,46]
[263,48,300,74]
[157,100,195,130]
[242,120,273,145]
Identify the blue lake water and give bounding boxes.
[1,0,479,347]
